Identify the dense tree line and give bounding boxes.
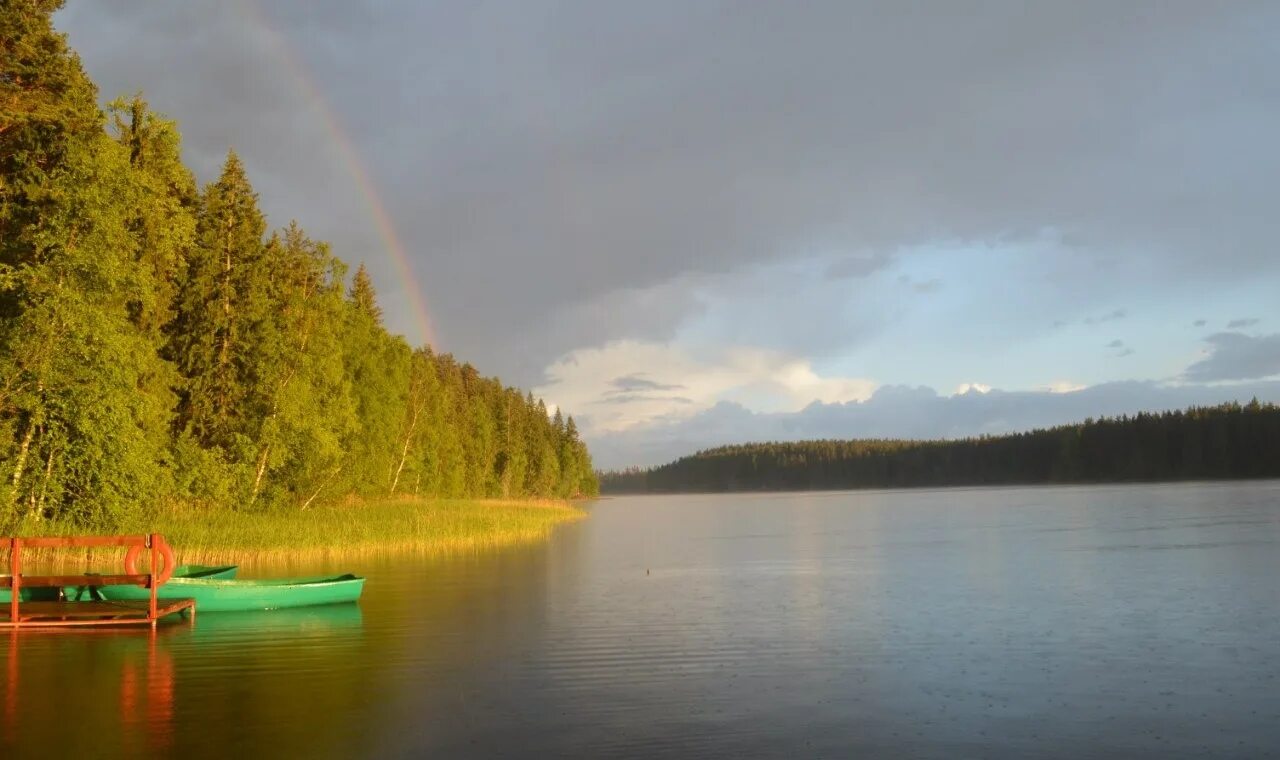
[600,401,1280,493]
[0,2,596,528]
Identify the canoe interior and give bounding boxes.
[174,564,239,580]
[161,573,360,588]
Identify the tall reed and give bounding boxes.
[3,498,586,571]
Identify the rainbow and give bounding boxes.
[237,0,438,347]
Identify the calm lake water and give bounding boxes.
[4,482,1280,758]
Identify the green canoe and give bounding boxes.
[96,572,365,612]
[2,565,237,603]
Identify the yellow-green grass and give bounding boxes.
[3,498,586,571]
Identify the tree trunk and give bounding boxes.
[35,447,55,512]
[301,465,342,511]
[389,405,421,495]
[9,416,34,504]
[218,219,233,415]
[249,444,270,507]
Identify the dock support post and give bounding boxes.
[148,533,158,624]
[9,538,19,629]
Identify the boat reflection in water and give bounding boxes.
[188,602,365,639]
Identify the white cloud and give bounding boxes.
[954,382,992,395]
[535,340,875,434]
[1041,381,1087,394]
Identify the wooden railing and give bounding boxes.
[2,534,178,628]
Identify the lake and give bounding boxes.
[4,481,1280,758]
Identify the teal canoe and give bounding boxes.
[96,572,365,612]
[1,565,238,603]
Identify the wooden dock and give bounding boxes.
[1,599,195,628]
[2,535,196,630]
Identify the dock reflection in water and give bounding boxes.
[1,603,367,757]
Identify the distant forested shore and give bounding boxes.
[599,401,1280,494]
[1,4,596,530]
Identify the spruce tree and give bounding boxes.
[169,150,268,451]
[108,95,198,338]
[349,263,382,323]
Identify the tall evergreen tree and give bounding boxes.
[349,263,382,323]
[168,150,268,451]
[107,95,197,338]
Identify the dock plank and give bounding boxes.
[0,598,195,628]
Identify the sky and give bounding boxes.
[56,1,1280,469]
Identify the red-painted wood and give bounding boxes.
[148,534,158,624]
[8,538,18,625]
[17,536,147,548]
[0,599,195,628]
[0,534,196,629]
[11,574,149,588]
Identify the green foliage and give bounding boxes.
[599,401,1280,494]
[1,5,173,526]
[0,3,598,527]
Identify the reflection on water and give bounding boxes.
[3,481,1280,758]
[2,604,367,757]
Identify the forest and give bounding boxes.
[600,401,1280,493]
[0,2,596,530]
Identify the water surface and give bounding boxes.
[4,482,1280,757]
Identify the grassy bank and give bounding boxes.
[4,498,587,569]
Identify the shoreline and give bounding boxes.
[599,474,1280,497]
[5,498,588,570]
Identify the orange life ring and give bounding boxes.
[123,536,176,587]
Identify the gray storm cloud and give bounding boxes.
[609,375,686,393]
[1184,333,1280,382]
[56,1,1280,386]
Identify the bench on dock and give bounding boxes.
[1,534,195,629]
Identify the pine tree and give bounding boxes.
[349,263,382,323]
[169,151,268,451]
[107,95,198,338]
